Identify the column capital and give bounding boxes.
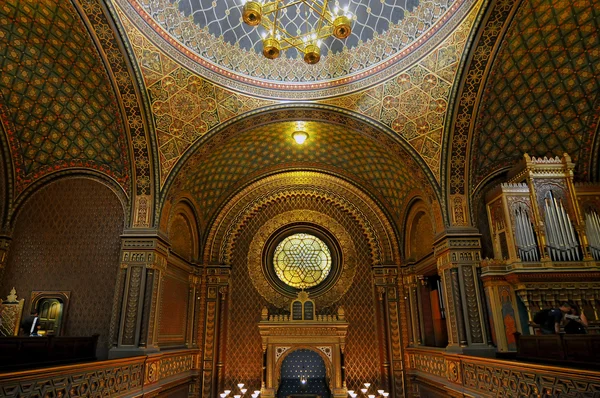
[120,235,169,270]
[372,264,399,286]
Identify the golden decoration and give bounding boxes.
[247,210,357,308]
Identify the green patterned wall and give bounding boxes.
[471,0,600,188]
[171,121,425,227]
[0,0,129,194]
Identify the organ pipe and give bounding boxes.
[586,210,600,261]
[514,206,539,262]
[544,191,581,261]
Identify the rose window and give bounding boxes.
[273,233,332,289]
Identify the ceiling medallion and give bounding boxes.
[241,0,353,64]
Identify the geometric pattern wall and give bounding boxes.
[171,121,425,226]
[117,10,274,185]
[323,2,480,179]
[0,178,124,359]
[224,195,380,394]
[472,0,600,188]
[0,0,130,194]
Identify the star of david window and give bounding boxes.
[273,233,332,289]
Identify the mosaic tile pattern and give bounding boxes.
[471,0,600,188]
[173,121,425,226]
[224,195,381,393]
[0,0,130,194]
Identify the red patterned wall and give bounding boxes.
[223,196,381,393]
[0,178,124,359]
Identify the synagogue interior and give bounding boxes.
[0,0,599,397]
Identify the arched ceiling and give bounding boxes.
[165,119,433,228]
[0,0,130,195]
[469,0,600,191]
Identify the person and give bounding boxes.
[564,304,588,334]
[20,310,41,336]
[540,302,572,334]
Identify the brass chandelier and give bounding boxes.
[241,0,353,64]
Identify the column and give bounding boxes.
[186,270,202,348]
[434,229,495,356]
[200,265,230,398]
[403,274,422,346]
[109,234,168,358]
[373,265,405,398]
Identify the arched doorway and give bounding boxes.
[278,349,330,398]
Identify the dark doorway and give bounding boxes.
[278,349,329,398]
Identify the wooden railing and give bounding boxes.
[0,335,99,371]
[0,348,200,398]
[406,346,600,397]
[515,333,600,366]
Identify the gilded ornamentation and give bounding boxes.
[323,2,481,178]
[205,171,398,266]
[166,113,434,229]
[275,346,292,362]
[78,0,152,198]
[0,361,144,397]
[126,0,472,93]
[447,0,517,196]
[117,10,275,185]
[472,0,600,188]
[0,0,130,195]
[317,346,333,362]
[247,210,357,308]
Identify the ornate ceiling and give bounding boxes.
[0,0,130,195]
[0,0,599,233]
[118,0,474,96]
[470,0,600,191]
[166,120,430,227]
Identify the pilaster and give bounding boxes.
[373,265,405,398]
[109,234,169,358]
[434,229,495,357]
[200,264,230,398]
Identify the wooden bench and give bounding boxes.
[0,334,98,371]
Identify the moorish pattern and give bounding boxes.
[169,120,428,226]
[323,1,479,177]
[119,9,275,184]
[471,0,600,188]
[0,0,130,194]
[139,0,456,82]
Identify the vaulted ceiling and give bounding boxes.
[0,0,599,231]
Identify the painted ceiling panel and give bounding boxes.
[169,121,426,225]
[471,0,600,189]
[0,0,130,194]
